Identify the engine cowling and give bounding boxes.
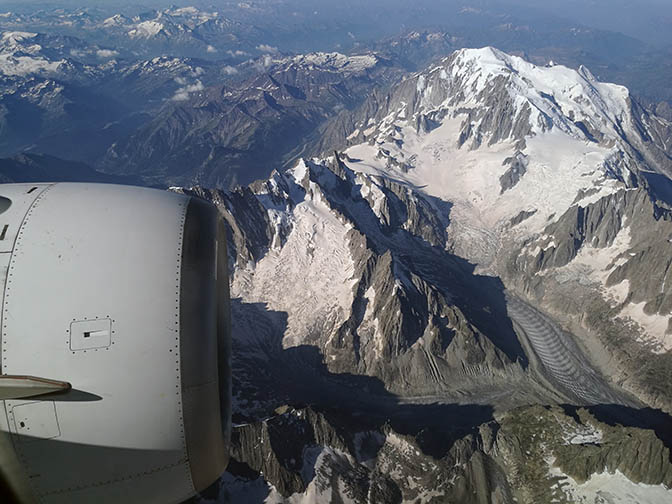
[0,183,231,503]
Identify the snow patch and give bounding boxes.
[562,424,603,445]
[283,52,378,74]
[231,167,358,349]
[128,21,164,39]
[548,465,672,504]
[618,302,672,353]
[346,128,360,141]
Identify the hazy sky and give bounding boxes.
[506,0,672,45]
[0,0,670,46]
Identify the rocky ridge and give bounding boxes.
[180,154,539,406]
[502,187,672,411]
[106,53,405,188]
[200,404,672,504]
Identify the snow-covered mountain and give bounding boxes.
[0,6,261,61]
[0,31,99,78]
[0,31,68,76]
[181,47,672,503]
[315,47,672,384]
[324,47,670,249]
[207,43,672,413]
[104,7,237,52]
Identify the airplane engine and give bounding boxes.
[0,183,231,503]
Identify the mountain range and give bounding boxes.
[1,5,672,502]
[2,4,672,191]
[175,47,672,503]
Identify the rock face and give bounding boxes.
[511,188,672,310]
[499,153,528,194]
[502,187,672,410]
[202,405,672,504]
[181,155,534,408]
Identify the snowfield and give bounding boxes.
[340,47,671,350]
[230,161,358,349]
[548,466,672,504]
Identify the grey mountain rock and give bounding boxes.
[502,188,672,410]
[514,188,672,324]
[206,404,672,503]
[179,157,533,402]
[103,53,404,188]
[500,152,529,194]
[509,209,537,227]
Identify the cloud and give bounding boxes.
[96,49,119,59]
[172,80,204,101]
[248,54,275,72]
[227,49,249,58]
[206,45,217,53]
[222,65,238,75]
[69,48,88,58]
[256,44,279,54]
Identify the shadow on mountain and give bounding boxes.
[210,298,499,503]
[230,299,494,457]
[449,254,529,367]
[642,171,672,207]
[221,299,672,502]
[281,343,495,448]
[318,156,529,367]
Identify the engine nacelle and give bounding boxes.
[0,183,231,503]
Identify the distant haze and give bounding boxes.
[1,0,670,46]
[505,0,672,46]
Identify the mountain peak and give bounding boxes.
[353,46,634,159]
[317,47,671,274]
[280,52,380,74]
[446,46,629,113]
